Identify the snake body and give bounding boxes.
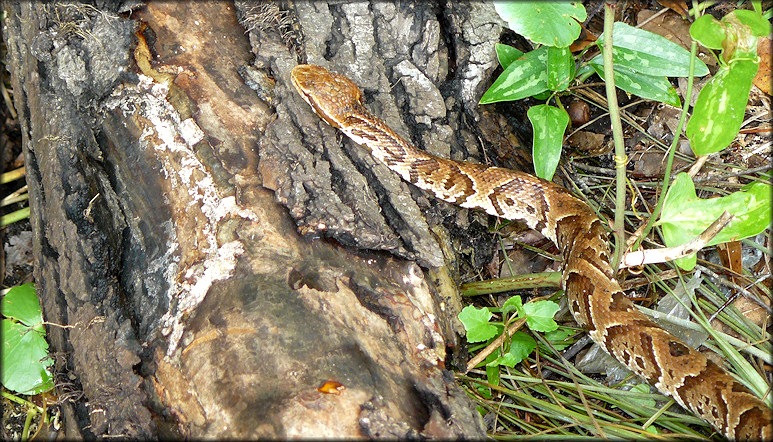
[290,64,771,440]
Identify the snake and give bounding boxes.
[290,64,772,440]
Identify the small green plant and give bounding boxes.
[686,5,771,155]
[1,283,54,395]
[657,4,772,269]
[458,295,569,393]
[483,2,709,180]
[659,174,771,270]
[463,3,770,436]
[2,283,55,440]
[485,1,772,269]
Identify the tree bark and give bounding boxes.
[2,0,510,437]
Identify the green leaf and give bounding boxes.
[495,43,524,68]
[493,1,587,48]
[546,46,575,91]
[532,90,553,101]
[1,283,53,395]
[470,347,501,372]
[486,360,500,387]
[491,332,537,367]
[721,10,770,63]
[1,283,42,329]
[628,383,657,408]
[732,9,772,37]
[690,15,726,50]
[606,46,710,78]
[1,319,54,395]
[590,55,681,107]
[659,174,772,270]
[480,47,549,104]
[644,425,660,435]
[598,22,709,77]
[521,299,560,332]
[502,295,523,317]
[475,387,492,400]
[528,104,569,180]
[686,59,758,156]
[2,283,43,330]
[544,327,576,351]
[575,63,595,77]
[458,305,498,342]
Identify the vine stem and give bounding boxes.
[631,5,701,252]
[602,2,626,272]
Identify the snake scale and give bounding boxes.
[290,64,771,440]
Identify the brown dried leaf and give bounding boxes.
[717,241,744,284]
[569,21,597,52]
[566,131,607,156]
[657,0,689,18]
[754,37,771,95]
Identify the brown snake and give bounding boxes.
[290,64,772,440]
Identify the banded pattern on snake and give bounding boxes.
[290,64,771,440]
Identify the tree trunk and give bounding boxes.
[2,1,511,437]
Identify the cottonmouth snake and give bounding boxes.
[290,64,772,440]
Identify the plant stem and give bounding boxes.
[0,166,26,184]
[460,272,562,296]
[602,2,626,272]
[1,390,46,413]
[1,191,29,207]
[22,407,38,440]
[0,206,30,226]
[632,8,701,251]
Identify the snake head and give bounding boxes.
[291,64,364,129]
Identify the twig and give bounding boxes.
[571,162,616,176]
[621,211,733,268]
[687,154,709,177]
[1,185,29,207]
[695,264,772,314]
[460,272,562,296]
[692,164,773,183]
[465,318,527,373]
[621,269,680,290]
[635,7,670,28]
[1,80,17,119]
[707,274,770,323]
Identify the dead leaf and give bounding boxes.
[717,241,743,285]
[567,131,607,156]
[657,0,689,18]
[630,150,690,177]
[569,21,597,52]
[754,37,771,95]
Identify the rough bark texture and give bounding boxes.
[2,0,510,438]
[254,2,507,272]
